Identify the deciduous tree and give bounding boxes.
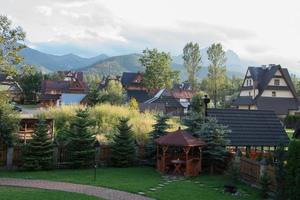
[0,15,26,77]
[206,43,227,107]
[182,42,202,89]
[140,48,179,91]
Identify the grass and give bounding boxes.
[0,167,260,200]
[0,186,103,200]
[17,104,38,109]
[286,128,294,139]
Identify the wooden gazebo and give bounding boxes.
[155,128,205,177]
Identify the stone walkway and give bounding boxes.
[0,178,154,200]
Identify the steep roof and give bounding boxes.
[207,109,290,146]
[41,80,87,93]
[155,128,205,147]
[247,65,297,98]
[126,90,151,103]
[121,72,143,87]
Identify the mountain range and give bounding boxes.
[19,47,258,80]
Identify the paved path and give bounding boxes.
[0,178,154,200]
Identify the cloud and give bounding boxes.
[35,6,52,16]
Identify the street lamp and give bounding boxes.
[93,140,101,181]
[202,95,210,117]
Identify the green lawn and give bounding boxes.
[0,167,260,200]
[0,186,102,200]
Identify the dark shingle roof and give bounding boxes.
[207,109,290,146]
[127,90,150,103]
[247,65,297,98]
[232,96,254,106]
[121,72,138,87]
[256,97,299,115]
[152,95,183,107]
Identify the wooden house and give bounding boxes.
[121,72,150,103]
[39,71,88,107]
[232,64,299,118]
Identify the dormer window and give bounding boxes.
[272,91,276,97]
[274,79,280,86]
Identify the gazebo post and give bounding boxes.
[199,147,202,172]
[162,145,168,174]
[183,146,190,176]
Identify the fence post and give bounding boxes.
[260,158,268,177]
[53,145,58,168]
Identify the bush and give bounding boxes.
[284,115,300,129]
[286,140,300,200]
[44,104,180,146]
[260,171,271,199]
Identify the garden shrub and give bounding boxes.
[284,115,300,129]
[286,140,300,200]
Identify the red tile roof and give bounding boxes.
[155,128,205,147]
[171,90,195,99]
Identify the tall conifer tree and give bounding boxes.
[23,116,53,170]
[111,118,135,167]
[67,109,95,168]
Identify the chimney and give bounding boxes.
[261,65,267,70]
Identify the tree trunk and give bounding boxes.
[6,147,14,170]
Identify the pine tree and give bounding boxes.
[111,118,135,167]
[195,117,230,174]
[146,114,170,165]
[23,117,53,170]
[151,114,171,139]
[67,109,95,168]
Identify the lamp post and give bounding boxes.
[94,140,101,181]
[202,95,210,118]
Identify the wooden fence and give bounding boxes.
[1,144,146,167]
[240,157,276,191]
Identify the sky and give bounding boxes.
[1,0,300,73]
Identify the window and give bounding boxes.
[249,79,252,86]
[272,91,276,97]
[274,79,280,86]
[249,91,251,96]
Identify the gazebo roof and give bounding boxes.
[155,128,205,147]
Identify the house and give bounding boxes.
[207,109,290,149]
[121,72,150,103]
[40,71,88,107]
[232,64,299,118]
[57,71,84,82]
[142,84,195,115]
